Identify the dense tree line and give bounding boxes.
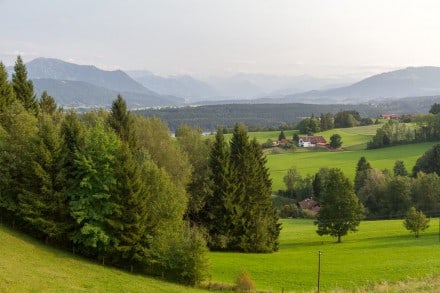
[296,110,374,135]
[368,109,440,149]
[279,149,440,221]
[0,57,280,285]
[136,104,382,132]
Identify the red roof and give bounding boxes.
[299,136,326,144]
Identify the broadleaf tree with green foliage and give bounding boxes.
[315,168,364,243]
[403,207,430,238]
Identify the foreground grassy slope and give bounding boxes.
[2,220,440,292]
[0,224,205,292]
[210,219,440,292]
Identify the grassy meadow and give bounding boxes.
[0,224,205,293]
[2,219,440,292]
[209,219,440,292]
[239,125,439,191]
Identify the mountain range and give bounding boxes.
[6,57,440,108]
[8,58,184,108]
[270,66,440,104]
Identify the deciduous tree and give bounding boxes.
[403,207,430,238]
[315,168,364,243]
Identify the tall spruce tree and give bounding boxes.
[0,102,38,227]
[0,62,15,114]
[228,124,280,252]
[204,128,236,249]
[12,56,39,115]
[354,156,372,195]
[108,95,136,149]
[39,91,58,115]
[110,143,148,271]
[17,114,70,243]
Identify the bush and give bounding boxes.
[148,226,210,286]
[235,270,255,292]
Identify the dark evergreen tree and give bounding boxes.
[39,91,58,115]
[204,128,236,249]
[429,103,440,115]
[315,168,364,243]
[17,114,70,243]
[329,133,342,148]
[12,56,39,115]
[320,112,334,131]
[354,156,372,195]
[393,160,408,177]
[108,95,136,148]
[228,124,280,252]
[109,143,148,271]
[412,144,440,176]
[0,62,15,114]
[278,130,286,140]
[0,102,37,226]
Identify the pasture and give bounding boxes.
[209,219,440,292]
[241,124,438,192]
[2,218,440,292]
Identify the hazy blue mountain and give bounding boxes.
[6,58,183,107]
[25,58,155,94]
[277,67,440,104]
[127,70,218,101]
[204,73,356,99]
[33,79,183,108]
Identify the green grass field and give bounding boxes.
[209,219,440,292]
[267,142,439,191]
[2,219,440,292]
[0,224,205,293]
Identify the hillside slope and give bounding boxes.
[279,67,440,103]
[0,224,205,292]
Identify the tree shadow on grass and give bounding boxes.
[349,232,440,250]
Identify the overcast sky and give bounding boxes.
[2,0,440,78]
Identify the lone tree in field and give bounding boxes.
[403,207,430,238]
[329,133,342,149]
[315,168,364,243]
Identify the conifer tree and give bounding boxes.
[108,95,136,149]
[0,102,38,225]
[204,128,236,249]
[18,114,70,243]
[228,124,280,252]
[0,62,15,113]
[354,156,372,195]
[109,143,148,271]
[39,91,58,115]
[12,56,39,115]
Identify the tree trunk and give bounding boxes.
[337,234,341,243]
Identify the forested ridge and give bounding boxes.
[0,57,280,285]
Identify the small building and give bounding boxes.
[298,136,326,147]
[380,113,402,119]
[297,197,320,215]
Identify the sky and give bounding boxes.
[2,0,440,78]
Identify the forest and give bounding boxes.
[0,57,280,285]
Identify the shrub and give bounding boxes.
[235,270,255,292]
